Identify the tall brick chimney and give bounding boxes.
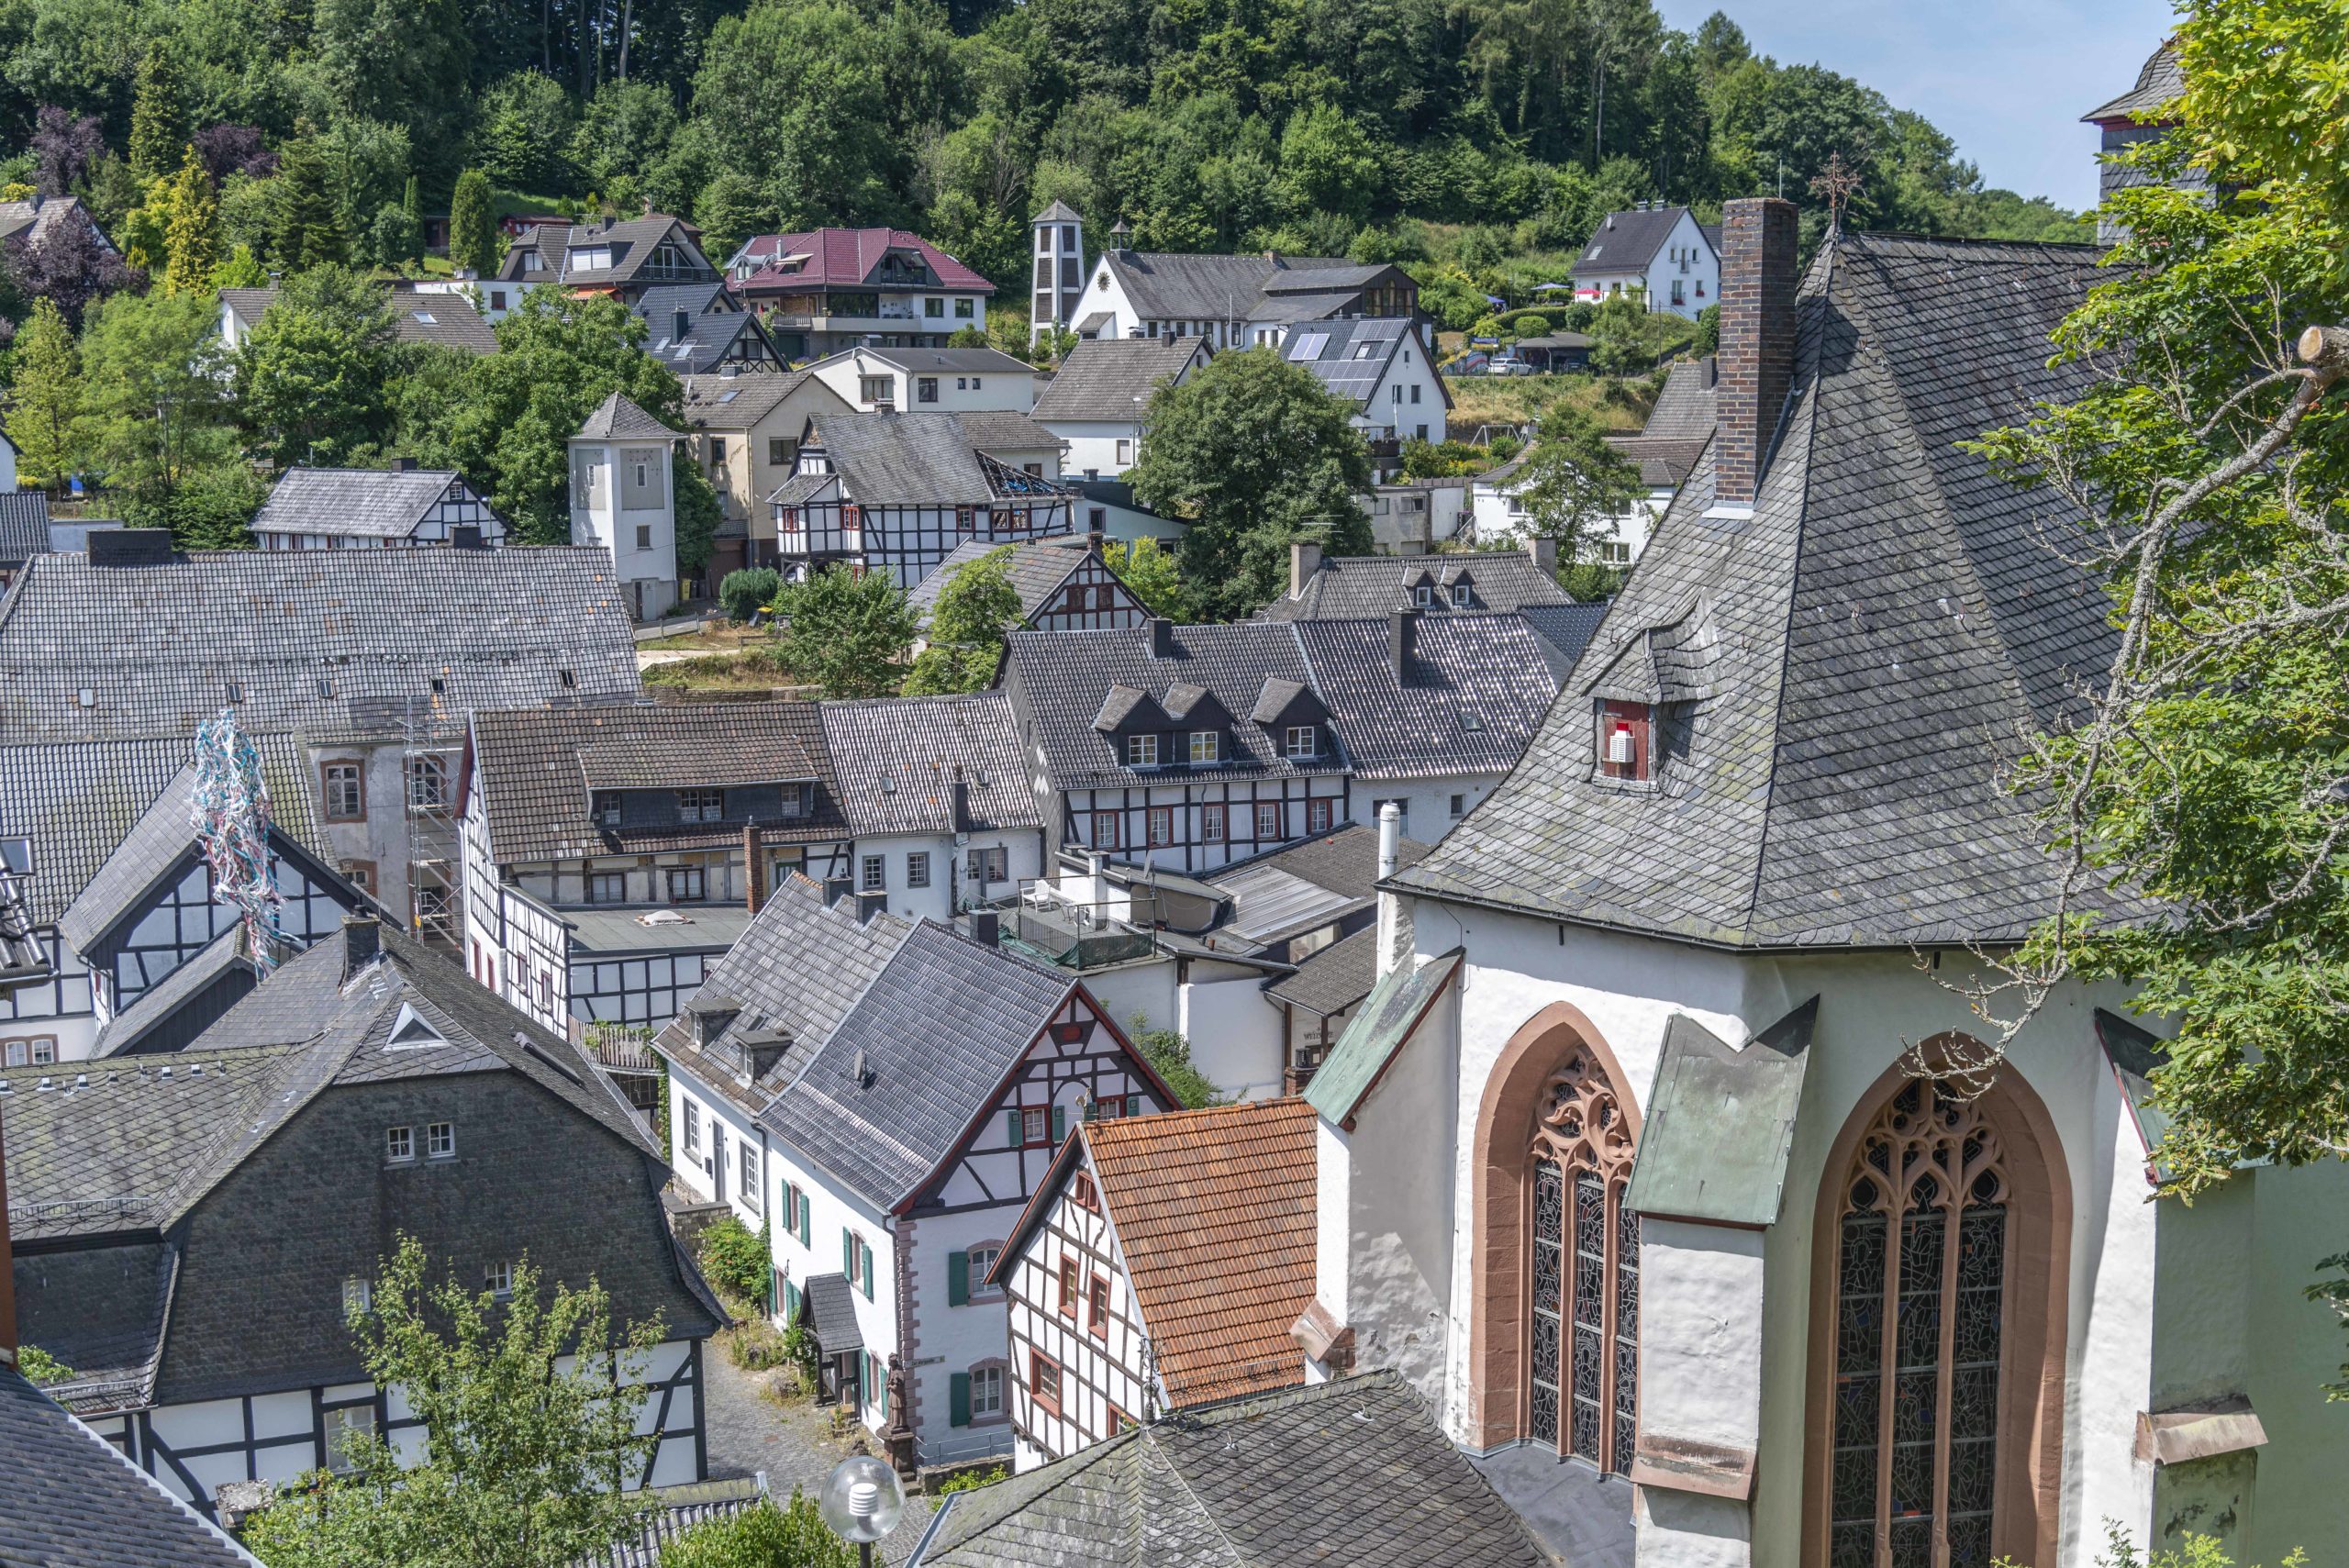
[1713,196,1799,509]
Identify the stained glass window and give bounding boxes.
[1829,1082,2007,1568]
[1524,1049,1637,1472]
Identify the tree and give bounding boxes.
[30,107,102,198]
[74,290,237,520]
[368,203,422,269]
[1958,0,2349,1197]
[161,147,220,297]
[1123,1017,1221,1108]
[212,245,271,288]
[1510,403,1644,559]
[6,207,139,329]
[127,47,188,183]
[194,124,276,183]
[8,298,81,492]
[658,1493,852,1568]
[239,1235,665,1568]
[1100,536,1186,619]
[1125,347,1374,618]
[477,72,580,194]
[272,135,348,274]
[310,0,474,186]
[718,565,780,622]
[769,565,916,698]
[238,267,401,467]
[448,168,500,276]
[903,545,1021,695]
[120,464,269,551]
[674,451,721,576]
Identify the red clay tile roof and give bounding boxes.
[732,228,995,294]
[1083,1097,1317,1407]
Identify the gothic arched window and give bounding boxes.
[1526,1047,1638,1472]
[1828,1081,2007,1568]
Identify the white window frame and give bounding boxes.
[1285,726,1318,760]
[971,1362,1004,1415]
[484,1262,515,1298]
[385,1126,414,1163]
[1127,733,1159,766]
[1189,730,1219,763]
[427,1121,455,1160]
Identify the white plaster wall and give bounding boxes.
[1350,776,1497,847]
[904,1205,1023,1457]
[763,1131,901,1435]
[1364,339,1445,444]
[1039,420,1141,480]
[1074,957,1178,1039]
[1175,970,1285,1100]
[2074,1092,2158,1554]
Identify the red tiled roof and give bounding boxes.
[733,228,995,295]
[1084,1097,1317,1407]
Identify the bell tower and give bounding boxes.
[1030,201,1085,345]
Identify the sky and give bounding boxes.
[1653,0,2178,213]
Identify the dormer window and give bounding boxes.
[1285,726,1319,760]
[1188,730,1220,764]
[1127,734,1160,766]
[677,787,724,823]
[594,791,622,828]
[1598,700,1652,783]
[1413,584,1434,607]
[1452,584,1472,606]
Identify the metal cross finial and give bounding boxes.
[1810,150,1862,234]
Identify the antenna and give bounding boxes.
[1809,151,1863,237]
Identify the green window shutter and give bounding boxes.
[843,1228,853,1275]
[950,1372,972,1428]
[1083,1098,1097,1122]
[800,1205,811,1248]
[1006,1108,1022,1145]
[1127,1094,1141,1117]
[861,1240,875,1299]
[948,1250,970,1307]
[1052,1106,1066,1145]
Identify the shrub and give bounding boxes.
[719,566,781,623]
[935,1464,1007,1496]
[697,1215,770,1308]
[1511,313,1551,339]
[1126,1016,1222,1108]
[659,1492,852,1568]
[18,1345,72,1385]
[726,1315,793,1372]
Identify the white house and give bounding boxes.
[1570,203,1719,319]
[249,462,507,552]
[654,875,1177,1472]
[1030,336,1206,480]
[1305,201,2349,1568]
[1061,221,1422,350]
[991,1097,1317,1472]
[1278,317,1451,453]
[806,345,1041,416]
[569,391,685,622]
[1471,448,1664,566]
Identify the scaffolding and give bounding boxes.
[402,690,462,951]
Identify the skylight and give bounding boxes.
[385,1003,445,1050]
[414,312,436,324]
[1289,332,1330,361]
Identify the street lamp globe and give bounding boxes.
[819,1453,906,1547]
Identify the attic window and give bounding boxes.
[1413,585,1433,607]
[1452,584,1471,606]
[414,312,436,325]
[1460,708,1484,732]
[559,669,576,689]
[386,1004,445,1049]
[1127,734,1160,767]
[1597,699,1652,783]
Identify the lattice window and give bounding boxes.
[1829,1082,2006,1568]
[1526,1047,1637,1473]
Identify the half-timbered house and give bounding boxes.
[4,917,720,1518]
[653,874,1175,1469]
[907,538,1153,645]
[632,282,785,378]
[492,213,719,318]
[459,703,855,1035]
[990,1098,1316,1472]
[250,462,508,551]
[769,411,1075,589]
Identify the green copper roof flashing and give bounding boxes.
[1305,947,1464,1129]
[1626,997,1817,1228]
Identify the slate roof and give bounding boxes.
[1518,600,1611,678]
[634,283,772,376]
[88,928,252,1056]
[0,489,52,562]
[799,1272,863,1352]
[1278,318,1442,411]
[1575,206,1697,274]
[758,918,1075,1210]
[1293,616,1561,781]
[0,732,323,928]
[0,195,105,250]
[907,536,1116,627]
[1262,925,1375,1016]
[817,693,1038,836]
[907,1371,1546,1568]
[729,228,995,295]
[220,285,499,354]
[499,216,716,290]
[1100,250,1385,324]
[1080,1099,1316,1407]
[803,412,1070,506]
[1394,232,2135,949]
[1030,337,1203,423]
[250,465,484,540]
[1641,356,1719,440]
[681,369,845,430]
[860,346,1036,379]
[0,1362,263,1568]
[0,547,642,742]
[10,1240,174,1409]
[1604,433,1710,488]
[1219,825,1431,907]
[1259,551,1571,621]
[467,703,848,863]
[1004,622,1343,788]
[2084,40,2183,124]
[577,390,683,441]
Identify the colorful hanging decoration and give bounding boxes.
[190,706,283,970]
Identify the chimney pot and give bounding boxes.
[341,914,380,977]
[971,909,1000,948]
[822,875,853,909]
[854,891,888,925]
[743,823,765,915]
[1528,536,1557,577]
[1148,617,1174,658]
[1289,539,1323,599]
[1713,196,1800,508]
[1388,608,1417,679]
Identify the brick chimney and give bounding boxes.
[0,1123,17,1360]
[1713,196,1799,509]
[743,822,765,915]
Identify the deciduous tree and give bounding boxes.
[1100,535,1186,619]
[902,545,1020,695]
[237,266,401,466]
[8,298,81,492]
[769,564,917,698]
[1510,402,1644,559]
[74,289,237,527]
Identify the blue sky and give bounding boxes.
[1653,0,2179,212]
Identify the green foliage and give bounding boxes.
[74,288,237,519]
[696,1215,771,1309]
[1973,0,2349,1199]
[448,168,500,275]
[1100,536,1186,619]
[1556,561,1625,603]
[237,265,399,467]
[213,243,271,289]
[770,565,918,698]
[724,1315,796,1373]
[160,147,218,295]
[1126,347,1373,619]
[2091,1523,2304,1568]
[1689,304,1720,361]
[119,462,268,551]
[2307,1252,2349,1402]
[241,1235,665,1568]
[10,298,81,491]
[902,545,1019,695]
[272,133,348,274]
[935,1464,1006,1495]
[719,566,782,623]
[128,46,188,183]
[1125,1016,1222,1109]
[1401,438,1488,479]
[1509,402,1644,558]
[1511,314,1550,340]
[657,1493,852,1568]
[477,72,578,194]
[17,1344,73,1386]
[674,451,722,575]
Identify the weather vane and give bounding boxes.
[1810,151,1862,234]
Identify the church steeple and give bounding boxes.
[1030,201,1085,346]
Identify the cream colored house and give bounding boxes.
[680,371,854,578]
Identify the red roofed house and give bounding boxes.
[725,229,996,361]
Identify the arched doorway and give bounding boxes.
[1469,1002,1642,1459]
[1801,1044,2070,1568]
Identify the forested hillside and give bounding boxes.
[0,0,2086,309]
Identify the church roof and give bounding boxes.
[1393,232,2135,950]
